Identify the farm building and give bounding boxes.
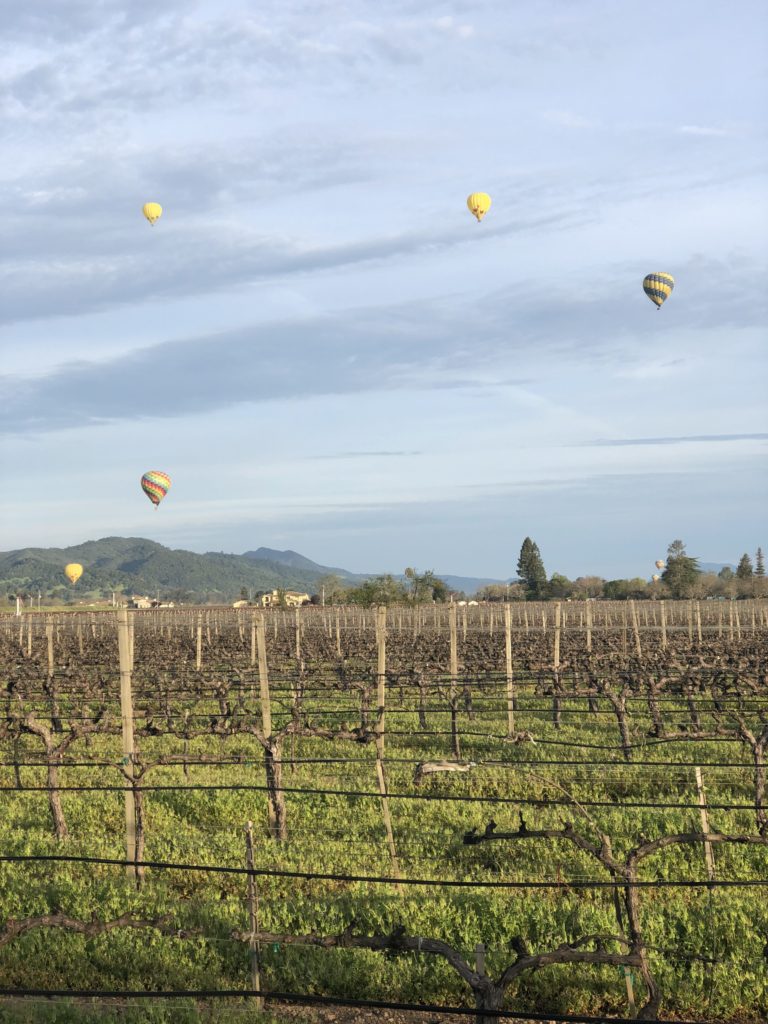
[258,589,311,608]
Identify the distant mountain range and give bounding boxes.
[699,562,736,574]
[0,537,507,601]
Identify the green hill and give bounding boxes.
[0,537,515,605]
[0,537,351,604]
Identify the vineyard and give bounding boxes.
[1,600,767,1023]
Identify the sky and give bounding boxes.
[0,0,766,580]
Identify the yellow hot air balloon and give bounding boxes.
[655,560,666,570]
[467,192,491,222]
[652,574,661,583]
[142,202,163,225]
[65,563,83,585]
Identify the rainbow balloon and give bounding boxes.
[141,470,171,508]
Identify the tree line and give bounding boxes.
[310,539,766,605]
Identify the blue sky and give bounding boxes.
[1,0,766,579]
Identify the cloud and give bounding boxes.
[0,3,490,130]
[3,244,766,438]
[0,191,582,326]
[433,15,474,38]
[0,297,506,435]
[543,110,596,129]
[581,433,768,447]
[307,450,422,459]
[679,125,732,138]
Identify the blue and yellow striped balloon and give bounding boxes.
[141,470,171,508]
[643,272,674,309]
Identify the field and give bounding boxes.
[0,600,766,1023]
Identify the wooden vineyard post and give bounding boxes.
[586,600,593,652]
[294,606,301,663]
[117,608,138,881]
[504,604,515,735]
[245,821,263,1012]
[27,617,32,658]
[553,602,562,673]
[629,600,642,658]
[603,835,637,1018]
[475,941,486,976]
[449,602,460,759]
[660,600,667,649]
[696,602,703,645]
[255,614,286,839]
[374,606,401,887]
[734,604,742,639]
[196,613,202,671]
[46,619,54,677]
[523,605,529,635]
[335,608,341,658]
[728,601,734,639]
[256,615,272,745]
[250,613,257,667]
[687,602,694,646]
[462,604,467,641]
[376,605,387,744]
[695,767,716,883]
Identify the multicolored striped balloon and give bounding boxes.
[141,470,171,508]
[643,272,675,308]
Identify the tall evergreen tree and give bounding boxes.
[755,547,765,578]
[517,537,547,599]
[736,553,754,579]
[661,539,701,598]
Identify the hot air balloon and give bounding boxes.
[652,574,661,583]
[643,272,674,308]
[655,560,666,570]
[142,202,163,225]
[141,471,171,508]
[467,193,491,222]
[64,563,83,585]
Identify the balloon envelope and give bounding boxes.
[64,563,83,585]
[643,272,674,308]
[655,560,666,570]
[652,574,661,582]
[142,202,163,225]
[467,192,491,221]
[141,471,171,507]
